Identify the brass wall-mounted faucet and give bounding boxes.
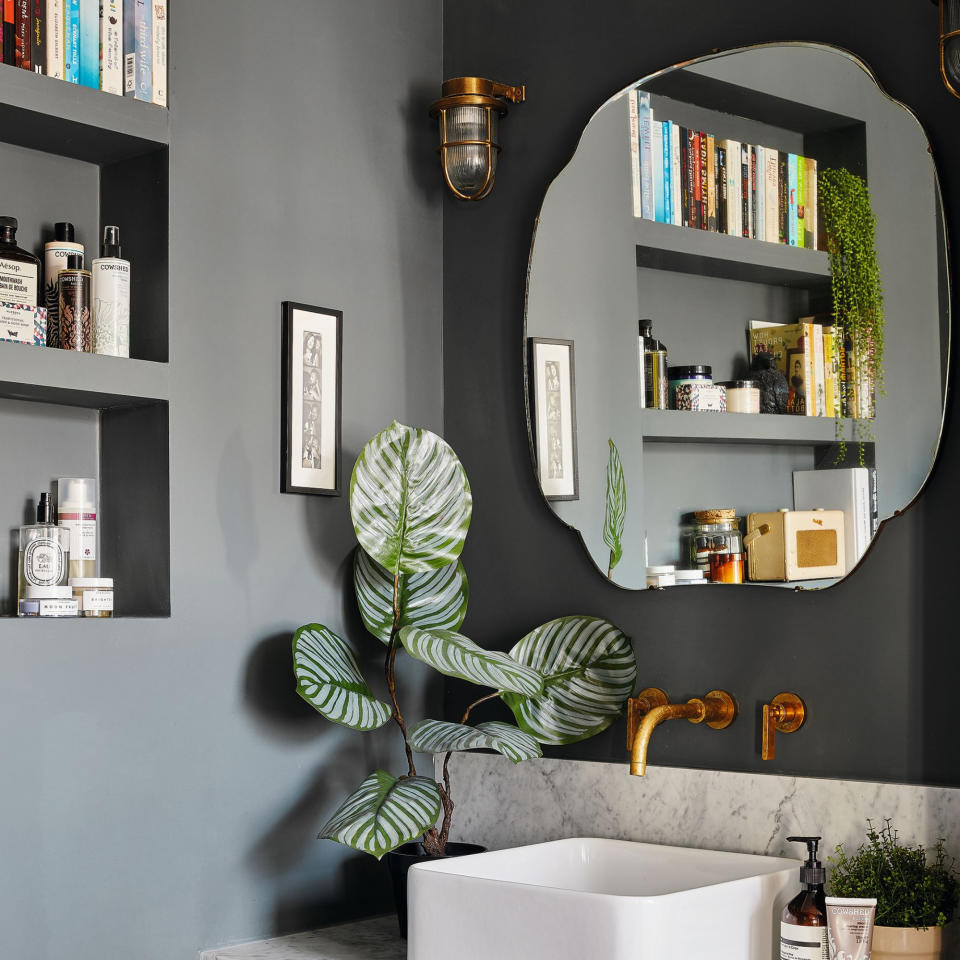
[761,692,806,760]
[626,687,737,776]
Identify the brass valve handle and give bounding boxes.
[626,687,669,747]
[762,693,806,760]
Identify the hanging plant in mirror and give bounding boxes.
[818,168,885,463]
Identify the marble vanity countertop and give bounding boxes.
[199,917,405,960]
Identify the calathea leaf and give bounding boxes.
[292,624,392,731]
[353,547,469,645]
[350,421,472,576]
[400,626,543,697]
[319,770,442,859]
[603,438,626,575]
[407,719,542,764]
[501,616,637,745]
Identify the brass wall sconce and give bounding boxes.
[939,0,960,98]
[429,77,526,200]
[761,692,806,761]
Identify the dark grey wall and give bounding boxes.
[442,2,960,786]
[0,2,442,958]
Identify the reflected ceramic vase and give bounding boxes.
[384,841,485,939]
[872,925,943,960]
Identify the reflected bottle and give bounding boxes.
[18,493,71,613]
[638,319,668,409]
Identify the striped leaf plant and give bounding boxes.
[293,421,637,860]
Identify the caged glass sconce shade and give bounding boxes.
[940,0,960,97]
[429,77,526,200]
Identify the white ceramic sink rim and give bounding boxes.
[411,836,800,899]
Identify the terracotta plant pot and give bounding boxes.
[872,924,943,960]
[384,841,485,939]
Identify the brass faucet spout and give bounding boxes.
[630,702,703,776]
[626,689,737,776]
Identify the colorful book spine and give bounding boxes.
[78,0,97,86]
[788,154,798,246]
[823,328,837,419]
[778,151,788,244]
[740,144,750,238]
[698,132,708,229]
[754,147,765,243]
[63,0,79,82]
[811,322,824,416]
[15,0,28,67]
[637,91,654,220]
[651,120,665,223]
[29,0,42,71]
[706,134,716,231]
[151,0,165,105]
[691,131,702,229]
[45,0,62,78]
[750,146,758,240]
[804,157,818,250]
[628,90,641,218]
[679,127,689,227]
[796,156,806,249]
[723,139,741,238]
[123,0,149,101]
[100,0,122,94]
[3,0,14,65]
[661,121,672,227]
[670,123,681,226]
[716,145,727,233]
[763,146,778,243]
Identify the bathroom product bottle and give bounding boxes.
[57,254,92,351]
[638,319,668,409]
[58,477,96,578]
[44,221,84,348]
[0,215,42,307]
[781,835,828,960]
[91,225,130,357]
[18,492,71,611]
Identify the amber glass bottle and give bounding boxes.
[780,836,828,960]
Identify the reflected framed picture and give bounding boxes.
[281,302,342,496]
[529,337,578,501]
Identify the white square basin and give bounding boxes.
[408,837,799,960]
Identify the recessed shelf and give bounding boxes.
[635,219,831,288]
[0,341,167,408]
[0,62,168,163]
[641,409,846,445]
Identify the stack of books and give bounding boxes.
[1,0,166,106]
[629,89,817,248]
[748,319,874,419]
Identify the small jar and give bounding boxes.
[709,552,744,584]
[69,577,114,617]
[683,509,743,575]
[718,380,761,414]
[25,585,78,617]
[674,569,707,585]
[668,365,712,409]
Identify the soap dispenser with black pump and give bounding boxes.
[780,836,828,960]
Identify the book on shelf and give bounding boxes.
[803,157,818,249]
[78,0,96,87]
[698,131,708,230]
[151,0,165,106]
[29,0,43,73]
[723,138,741,237]
[123,0,151,102]
[754,146,765,243]
[45,0,62,79]
[100,0,123,95]
[651,118,664,223]
[763,146,778,243]
[793,466,872,571]
[740,143,750,238]
[706,133,717,231]
[716,144,727,233]
[628,89,641,218]
[747,320,818,415]
[691,130,702,229]
[670,123,681,226]
[14,0,27,68]
[63,0,78,82]
[2,2,13,66]
[638,90,654,220]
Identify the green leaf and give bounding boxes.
[293,624,392,731]
[399,626,544,697]
[354,547,469,645]
[350,421,472,576]
[602,438,626,575]
[502,616,637,744]
[407,719,542,764]
[319,770,442,859]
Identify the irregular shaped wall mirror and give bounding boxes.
[525,43,950,590]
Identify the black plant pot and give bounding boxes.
[384,841,486,939]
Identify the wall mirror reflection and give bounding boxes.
[524,43,950,590]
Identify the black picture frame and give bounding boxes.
[281,301,343,496]
[528,337,579,501]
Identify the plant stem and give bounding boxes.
[384,572,416,778]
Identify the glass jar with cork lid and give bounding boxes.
[682,508,744,583]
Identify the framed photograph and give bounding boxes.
[281,302,342,496]
[529,337,579,501]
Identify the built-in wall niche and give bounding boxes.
[0,65,170,619]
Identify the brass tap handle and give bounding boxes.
[762,693,806,761]
[626,687,669,748]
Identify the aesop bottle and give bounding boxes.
[0,215,42,307]
[780,836,829,960]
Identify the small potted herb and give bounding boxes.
[829,820,958,959]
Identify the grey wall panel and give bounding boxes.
[0,1,442,958]
[441,0,958,789]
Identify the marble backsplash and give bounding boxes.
[441,753,960,880]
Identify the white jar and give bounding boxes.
[69,577,114,618]
[718,380,761,414]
